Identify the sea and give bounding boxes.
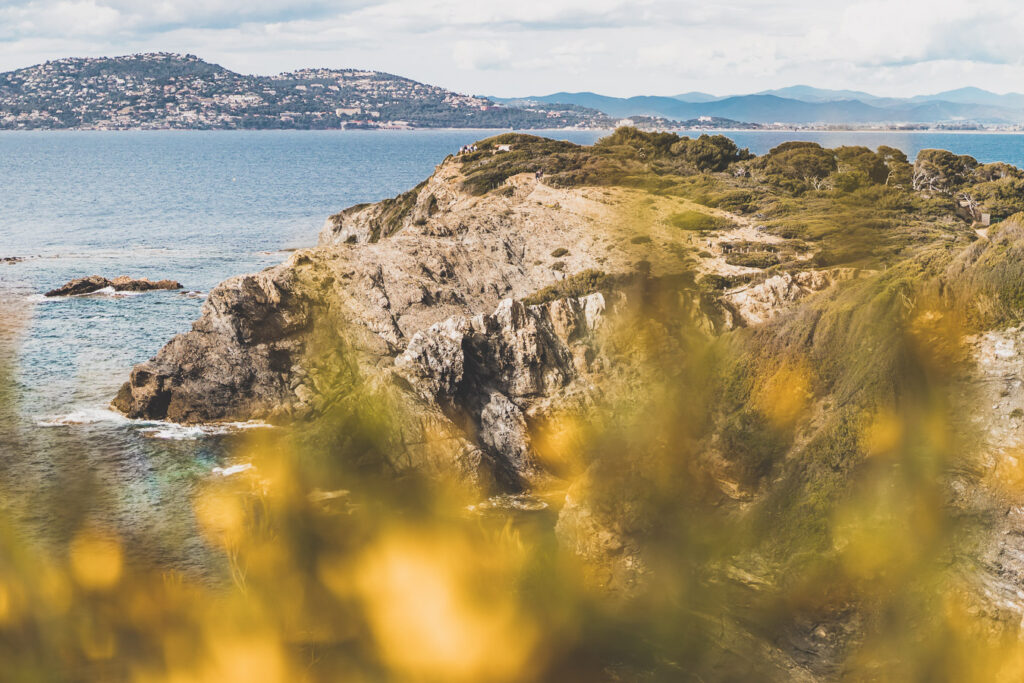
[3,128,1024,575]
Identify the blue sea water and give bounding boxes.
[2,128,1024,573]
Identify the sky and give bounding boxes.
[1,0,1022,98]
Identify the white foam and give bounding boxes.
[138,420,273,440]
[36,408,131,427]
[36,409,273,439]
[212,463,254,477]
[84,287,147,299]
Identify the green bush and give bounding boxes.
[551,247,569,257]
[668,211,734,231]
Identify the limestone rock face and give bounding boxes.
[394,294,605,486]
[725,270,835,326]
[112,267,316,423]
[113,158,658,427]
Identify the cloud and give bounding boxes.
[0,0,372,39]
[2,0,1024,98]
[453,40,511,70]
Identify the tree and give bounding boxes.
[877,146,913,188]
[835,146,889,184]
[670,134,750,172]
[912,149,978,194]
[972,162,1023,183]
[761,143,837,191]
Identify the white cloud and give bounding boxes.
[2,0,1024,98]
[453,40,511,71]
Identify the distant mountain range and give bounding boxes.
[7,53,1018,130]
[0,53,617,131]
[494,85,1024,125]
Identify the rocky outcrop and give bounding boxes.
[112,155,838,488]
[45,275,182,297]
[395,294,608,486]
[113,159,680,424]
[724,270,835,326]
[112,266,318,423]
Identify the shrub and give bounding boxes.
[725,252,780,269]
[522,269,618,306]
[630,235,652,244]
[551,247,569,257]
[699,274,734,291]
[668,211,734,231]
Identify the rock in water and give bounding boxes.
[44,275,112,297]
[45,275,183,297]
[109,275,183,292]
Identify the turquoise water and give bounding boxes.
[2,128,1023,574]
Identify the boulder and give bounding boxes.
[109,276,183,292]
[44,275,112,297]
[45,275,183,297]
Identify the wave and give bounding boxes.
[88,287,146,298]
[36,408,273,440]
[138,421,273,440]
[37,287,149,301]
[211,463,254,477]
[35,407,131,427]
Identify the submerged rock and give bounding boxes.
[45,275,182,297]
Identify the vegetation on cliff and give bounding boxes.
[7,130,1024,680]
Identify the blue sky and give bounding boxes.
[1,0,1022,98]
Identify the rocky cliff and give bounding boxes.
[114,145,835,492]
